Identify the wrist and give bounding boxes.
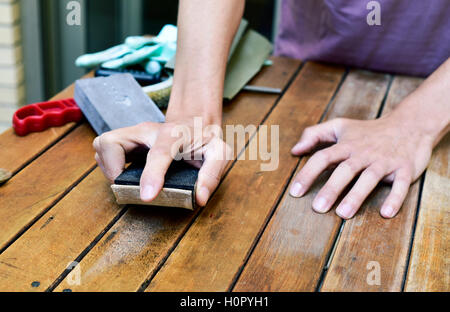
[166,94,222,127]
[387,99,448,147]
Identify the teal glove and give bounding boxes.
[75,44,132,68]
[102,45,163,69]
[125,24,177,48]
[75,24,177,73]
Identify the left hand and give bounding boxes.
[289,115,434,219]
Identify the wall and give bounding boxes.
[0,0,24,133]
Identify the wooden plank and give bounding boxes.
[53,57,301,292]
[405,134,449,292]
[233,69,390,291]
[0,124,97,251]
[0,72,93,176]
[138,62,344,292]
[0,57,299,292]
[0,168,122,291]
[321,76,424,292]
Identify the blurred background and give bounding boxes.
[0,0,280,133]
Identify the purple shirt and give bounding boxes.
[275,0,450,77]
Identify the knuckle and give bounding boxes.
[396,175,412,186]
[389,192,403,202]
[321,185,339,198]
[314,149,331,164]
[364,168,381,180]
[366,163,386,179]
[201,170,221,184]
[340,159,361,173]
[295,169,310,185]
[333,117,348,129]
[138,121,153,128]
[302,127,315,138]
[99,132,116,146]
[149,145,172,158]
[93,137,100,150]
[347,191,364,204]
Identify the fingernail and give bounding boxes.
[336,203,353,219]
[381,205,394,218]
[141,185,156,201]
[197,186,210,206]
[290,182,304,197]
[313,197,328,213]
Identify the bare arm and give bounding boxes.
[168,0,245,125]
[93,1,244,206]
[389,57,450,146]
[139,0,244,204]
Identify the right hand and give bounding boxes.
[93,121,231,206]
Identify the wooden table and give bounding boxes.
[0,57,448,292]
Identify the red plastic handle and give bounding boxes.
[13,98,83,136]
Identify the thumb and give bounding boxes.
[291,119,340,155]
[140,127,182,202]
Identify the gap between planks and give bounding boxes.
[0,72,94,177]
[52,57,303,292]
[319,75,425,292]
[141,62,346,292]
[0,56,297,290]
[228,68,350,292]
[233,69,392,292]
[404,133,450,291]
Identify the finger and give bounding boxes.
[291,119,340,155]
[312,159,367,213]
[140,128,182,202]
[289,145,350,198]
[94,152,106,173]
[97,134,127,182]
[335,164,386,219]
[195,139,231,206]
[380,169,412,218]
[93,122,160,182]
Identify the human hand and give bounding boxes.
[93,120,231,207]
[289,115,435,219]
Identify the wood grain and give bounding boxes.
[141,62,344,292]
[0,58,299,292]
[0,169,122,291]
[321,75,424,292]
[0,124,96,251]
[0,72,94,175]
[405,133,449,292]
[233,69,390,291]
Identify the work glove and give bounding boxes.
[75,24,177,75]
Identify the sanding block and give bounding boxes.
[112,161,198,210]
[74,73,199,209]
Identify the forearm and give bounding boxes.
[167,0,245,126]
[389,57,450,147]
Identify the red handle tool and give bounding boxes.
[12,98,83,136]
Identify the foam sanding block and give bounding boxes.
[74,73,199,209]
[112,161,198,210]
